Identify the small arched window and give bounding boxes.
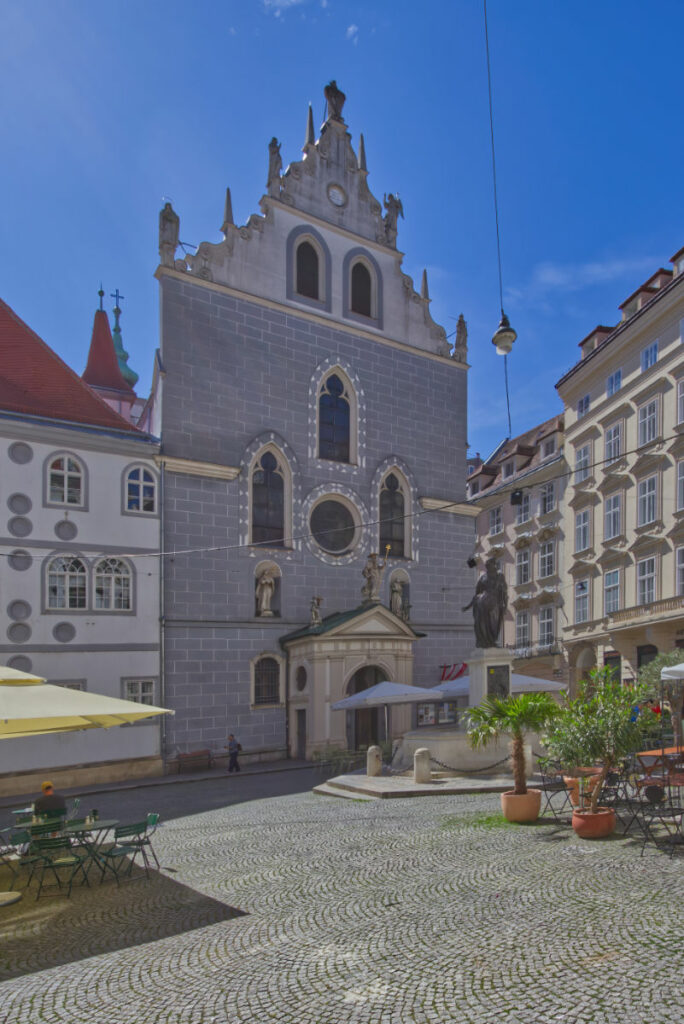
[296,241,319,300]
[319,374,350,462]
[47,556,87,609]
[48,455,84,506]
[379,473,406,557]
[94,558,132,611]
[251,450,285,547]
[254,657,281,706]
[126,467,156,513]
[351,262,372,317]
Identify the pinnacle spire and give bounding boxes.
[304,103,315,148]
[358,132,367,173]
[221,187,234,235]
[110,290,139,387]
[421,269,430,301]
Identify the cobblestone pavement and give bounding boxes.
[1,790,683,1024]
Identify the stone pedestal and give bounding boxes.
[468,647,515,707]
[366,745,382,777]
[413,747,431,783]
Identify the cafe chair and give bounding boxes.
[30,837,89,899]
[98,822,152,884]
[638,785,684,859]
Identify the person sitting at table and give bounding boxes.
[33,781,67,816]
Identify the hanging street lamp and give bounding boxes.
[492,312,517,356]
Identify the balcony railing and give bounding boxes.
[508,642,562,659]
[608,595,684,626]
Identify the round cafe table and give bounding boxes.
[0,891,22,907]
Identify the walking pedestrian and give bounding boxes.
[227,734,241,773]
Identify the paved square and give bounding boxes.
[1,790,682,1023]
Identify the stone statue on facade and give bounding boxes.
[463,558,508,648]
[159,202,180,267]
[309,595,323,627]
[453,313,468,361]
[390,578,404,617]
[267,137,283,196]
[324,80,346,121]
[256,567,276,617]
[383,193,404,246]
[361,546,390,603]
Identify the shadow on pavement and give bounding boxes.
[0,864,246,981]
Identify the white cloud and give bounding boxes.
[346,23,359,44]
[263,0,305,16]
[507,255,655,310]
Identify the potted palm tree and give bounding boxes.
[467,692,559,823]
[544,667,656,838]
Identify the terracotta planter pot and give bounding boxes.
[571,807,616,839]
[500,788,541,823]
[563,774,602,808]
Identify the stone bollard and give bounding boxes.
[413,747,432,784]
[366,745,382,777]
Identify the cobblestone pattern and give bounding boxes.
[2,791,682,1023]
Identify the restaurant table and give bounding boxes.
[64,819,119,879]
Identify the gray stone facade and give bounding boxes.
[158,86,476,759]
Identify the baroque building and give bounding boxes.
[0,298,161,792]
[156,82,476,762]
[466,415,568,683]
[556,245,684,687]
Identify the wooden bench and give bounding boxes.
[177,749,214,773]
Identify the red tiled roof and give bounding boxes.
[0,298,139,433]
[82,309,134,393]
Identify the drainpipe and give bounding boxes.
[159,461,167,767]
[284,645,291,759]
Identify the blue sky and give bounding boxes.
[2,0,683,458]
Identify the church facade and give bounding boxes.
[156,83,476,762]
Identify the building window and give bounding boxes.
[604,493,621,541]
[539,540,555,578]
[350,261,372,317]
[516,548,530,585]
[470,481,479,496]
[254,657,281,706]
[319,374,351,462]
[540,481,555,514]
[296,241,319,300]
[604,423,621,465]
[575,444,590,483]
[515,493,530,525]
[94,558,132,611]
[310,498,357,555]
[251,450,285,547]
[575,509,590,552]
[125,467,156,513]
[379,473,406,558]
[677,548,684,596]
[542,438,556,459]
[48,454,84,506]
[47,556,87,609]
[575,579,589,624]
[604,569,620,614]
[637,475,657,527]
[638,399,658,446]
[489,506,503,535]
[641,341,658,372]
[678,380,684,425]
[515,611,530,648]
[606,369,622,397]
[503,461,514,479]
[539,606,554,646]
[124,679,155,705]
[577,394,590,419]
[637,557,656,605]
[678,462,684,511]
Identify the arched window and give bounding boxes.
[251,450,285,547]
[94,558,132,611]
[48,455,84,506]
[47,556,87,609]
[351,262,372,317]
[319,374,350,462]
[379,473,406,557]
[126,467,156,513]
[296,241,319,300]
[254,657,281,706]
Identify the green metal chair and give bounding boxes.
[30,837,89,899]
[98,822,151,884]
[0,827,19,887]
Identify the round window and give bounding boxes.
[310,499,356,554]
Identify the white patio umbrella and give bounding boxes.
[331,680,446,738]
[435,672,567,699]
[0,666,173,739]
